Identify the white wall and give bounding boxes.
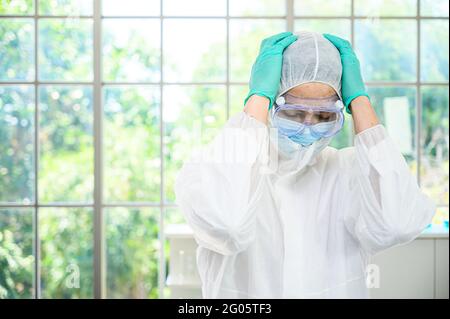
[369,238,448,299]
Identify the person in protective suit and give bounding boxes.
[174,31,435,298]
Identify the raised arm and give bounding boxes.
[325,33,435,254]
[323,33,379,134]
[244,31,298,124]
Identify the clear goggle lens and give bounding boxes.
[273,117,343,138]
[277,109,338,124]
[272,102,345,139]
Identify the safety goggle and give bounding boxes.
[272,93,345,138]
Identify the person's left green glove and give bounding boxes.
[323,33,370,114]
[244,32,298,110]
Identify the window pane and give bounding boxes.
[229,84,247,116]
[229,19,286,82]
[421,86,449,206]
[229,0,285,16]
[0,0,33,15]
[355,20,417,82]
[367,87,417,171]
[103,86,160,203]
[355,0,417,16]
[164,208,200,298]
[164,0,226,16]
[102,0,160,16]
[39,86,93,203]
[421,20,449,82]
[0,208,34,299]
[0,86,34,204]
[164,19,226,83]
[40,207,93,298]
[421,0,449,17]
[294,19,351,40]
[0,19,34,81]
[165,207,186,226]
[39,0,93,15]
[106,207,159,298]
[164,85,226,203]
[295,0,351,16]
[431,207,449,228]
[38,19,93,81]
[102,19,160,82]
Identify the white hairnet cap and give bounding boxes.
[277,31,343,102]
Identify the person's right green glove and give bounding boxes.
[323,33,370,114]
[244,31,298,110]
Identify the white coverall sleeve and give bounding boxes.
[174,112,269,256]
[343,124,436,255]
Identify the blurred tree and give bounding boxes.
[0,0,448,299]
[0,210,33,299]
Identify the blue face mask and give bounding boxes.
[276,117,337,146]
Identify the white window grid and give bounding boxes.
[0,0,448,298]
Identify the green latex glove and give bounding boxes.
[244,32,298,110]
[323,33,370,114]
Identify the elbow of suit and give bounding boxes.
[363,193,436,255]
[385,225,417,247]
[225,226,255,254]
[360,229,399,255]
[365,218,430,255]
[195,224,256,256]
[385,196,436,245]
[357,220,416,255]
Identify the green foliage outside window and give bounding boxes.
[0,0,448,298]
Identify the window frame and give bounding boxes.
[0,0,448,299]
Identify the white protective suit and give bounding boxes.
[174,32,436,299]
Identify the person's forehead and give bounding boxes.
[287,83,336,98]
